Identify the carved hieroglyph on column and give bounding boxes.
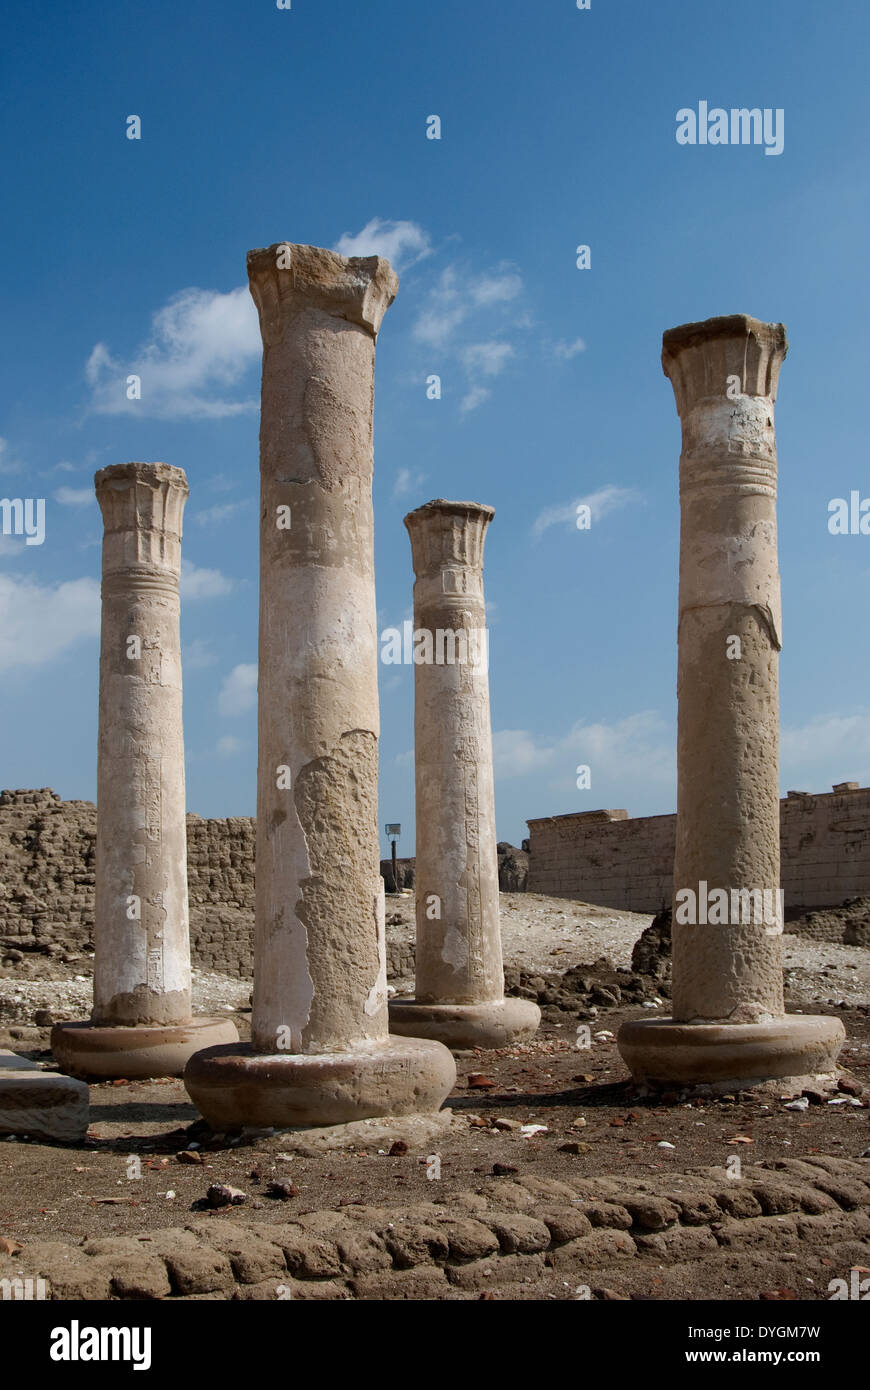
[184,244,455,1128]
[618,317,844,1087]
[390,500,540,1048]
[52,463,237,1080]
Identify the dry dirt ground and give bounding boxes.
[1,892,868,1301]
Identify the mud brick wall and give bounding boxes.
[528,785,870,913]
[0,790,417,980]
[0,789,256,978]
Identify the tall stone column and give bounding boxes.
[618,316,844,1088]
[389,500,540,1048]
[185,244,455,1128]
[52,463,237,1079]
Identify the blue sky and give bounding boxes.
[1,0,869,852]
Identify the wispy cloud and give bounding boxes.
[532,484,640,539]
[494,711,675,804]
[392,467,426,501]
[413,264,522,349]
[180,560,234,600]
[461,342,515,377]
[781,712,870,790]
[216,735,244,757]
[459,385,491,416]
[333,218,431,272]
[192,500,250,526]
[54,487,94,508]
[218,662,257,716]
[459,340,516,415]
[182,638,217,670]
[0,574,99,668]
[85,286,260,420]
[0,438,22,476]
[553,337,587,360]
[412,262,524,415]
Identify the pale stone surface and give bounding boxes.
[185,244,455,1125]
[666,318,786,1024]
[0,1048,88,1142]
[617,315,843,1085]
[389,500,539,1048]
[92,462,191,1028]
[52,463,236,1079]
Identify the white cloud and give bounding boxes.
[180,560,234,600]
[216,735,244,757]
[86,286,260,420]
[412,264,522,349]
[392,467,426,501]
[461,342,515,377]
[553,337,587,360]
[781,712,870,789]
[494,711,675,807]
[493,729,546,778]
[54,487,94,507]
[532,484,639,539]
[469,269,523,307]
[0,574,99,668]
[459,385,491,416]
[218,662,257,716]
[182,638,216,670]
[333,218,431,271]
[0,438,22,475]
[192,500,249,526]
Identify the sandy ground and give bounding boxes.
[0,891,868,1302]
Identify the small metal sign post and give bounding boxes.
[385,823,401,892]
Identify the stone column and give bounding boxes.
[185,244,455,1128]
[618,316,844,1088]
[389,500,540,1048]
[52,463,237,1079]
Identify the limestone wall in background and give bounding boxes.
[528,785,870,912]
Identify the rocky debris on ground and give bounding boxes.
[630,907,672,985]
[497,844,529,892]
[505,955,666,1017]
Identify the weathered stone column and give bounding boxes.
[390,500,540,1048]
[618,316,844,1087]
[52,463,237,1079]
[185,244,455,1127]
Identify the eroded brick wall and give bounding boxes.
[0,790,255,978]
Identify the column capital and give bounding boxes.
[662,314,788,415]
[95,462,187,582]
[247,242,398,346]
[404,498,494,580]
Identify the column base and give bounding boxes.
[51,1017,240,1081]
[183,1036,457,1130]
[389,996,541,1050]
[617,1014,845,1089]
